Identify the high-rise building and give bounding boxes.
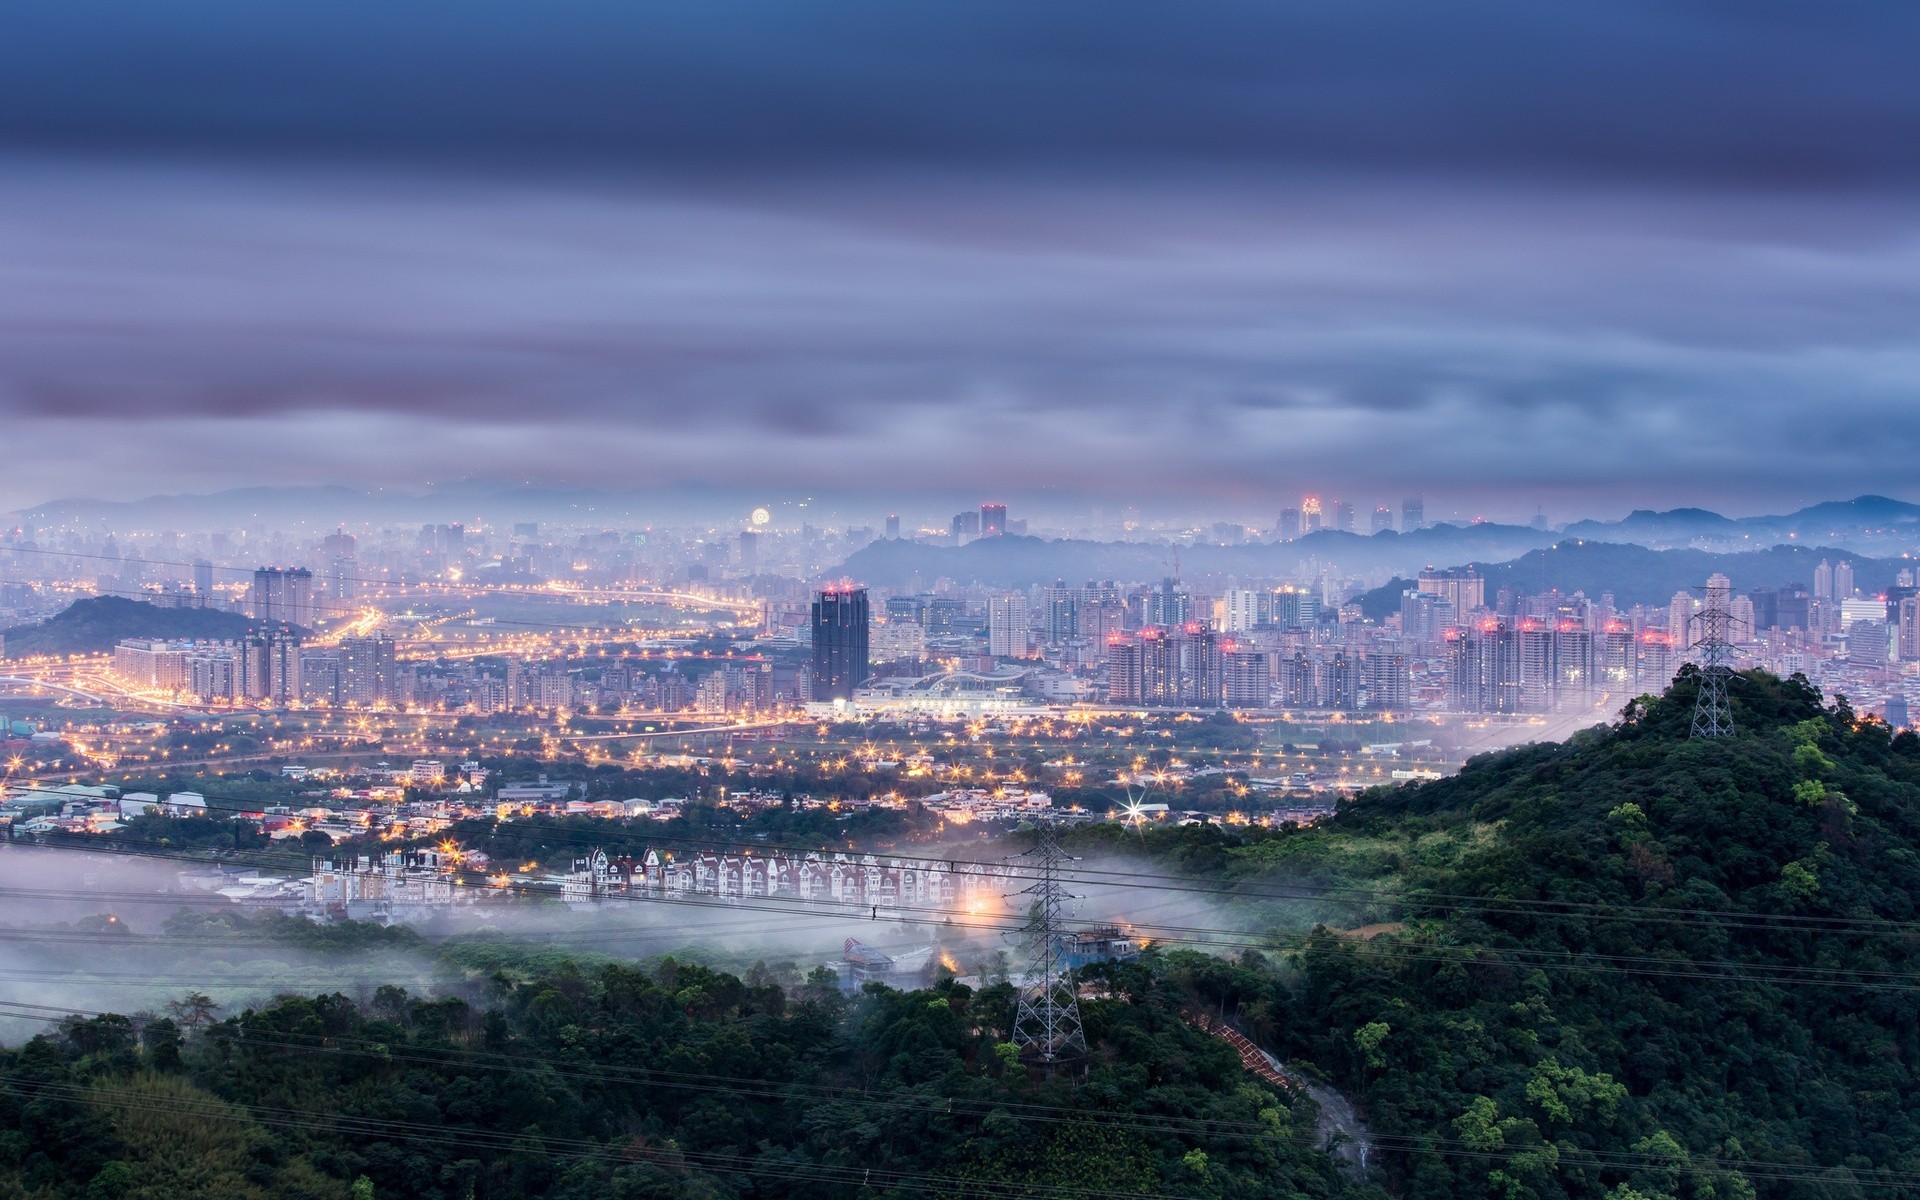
[1181,623,1222,708]
[192,559,214,598]
[811,587,871,700]
[1279,649,1316,708]
[249,567,315,628]
[342,634,399,707]
[1417,568,1484,616]
[1221,647,1271,709]
[1848,619,1890,667]
[239,628,302,704]
[1318,650,1358,710]
[1448,622,1520,713]
[1144,579,1191,628]
[1596,623,1635,687]
[884,514,900,540]
[1106,625,1218,707]
[1813,560,1834,603]
[1330,500,1356,533]
[737,530,759,576]
[1363,651,1410,711]
[1222,588,1265,633]
[1400,591,1456,644]
[1669,591,1698,649]
[299,649,344,704]
[1835,559,1856,601]
[1038,583,1078,645]
[988,593,1030,658]
[950,511,981,542]
[980,504,1008,538]
[1276,508,1301,542]
[1302,496,1323,533]
[1900,596,1920,662]
[1371,505,1394,534]
[1402,498,1425,531]
[1775,586,1811,632]
[1106,636,1145,705]
[1639,630,1678,690]
[1271,586,1321,630]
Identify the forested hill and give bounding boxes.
[1234,669,1920,1198]
[0,596,281,658]
[0,935,1364,1200]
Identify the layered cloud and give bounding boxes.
[1,0,1916,515]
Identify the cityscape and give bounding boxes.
[3,494,1913,736]
[3,1,1919,1197]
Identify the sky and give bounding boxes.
[2,0,1918,521]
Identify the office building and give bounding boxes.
[1302,496,1323,533]
[1276,508,1301,542]
[1402,498,1425,531]
[980,503,1008,538]
[811,587,871,700]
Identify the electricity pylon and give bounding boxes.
[1010,821,1087,1066]
[1690,574,1737,739]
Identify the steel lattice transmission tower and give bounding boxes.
[1010,822,1087,1066]
[1690,573,1737,739]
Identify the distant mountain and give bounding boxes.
[837,524,1560,588]
[1464,540,1905,608]
[1564,494,1920,550]
[1561,506,1739,543]
[1351,577,1418,621]
[0,597,284,658]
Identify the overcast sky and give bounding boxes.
[3,0,1917,521]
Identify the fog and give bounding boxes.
[0,834,1353,1045]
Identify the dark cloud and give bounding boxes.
[1,2,1916,517]
[1,161,1916,515]
[2,1,1918,187]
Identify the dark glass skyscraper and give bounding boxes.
[811,587,870,700]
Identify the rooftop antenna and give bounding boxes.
[1009,820,1087,1070]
